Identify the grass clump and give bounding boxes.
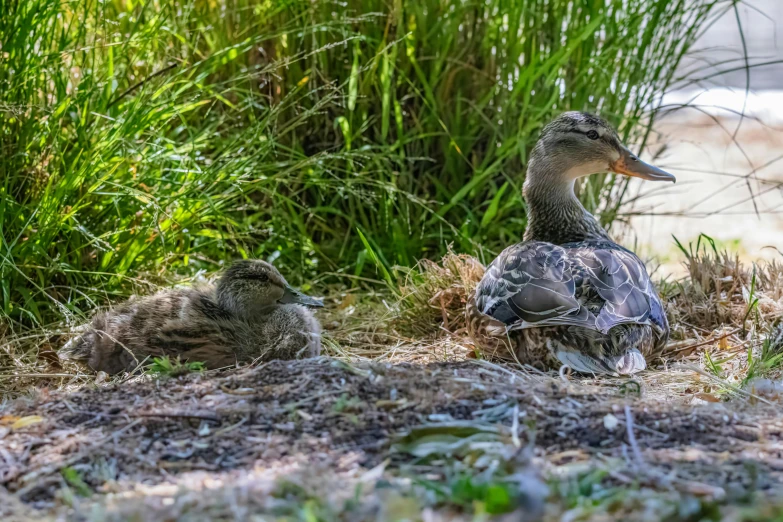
[665,235,783,339]
[423,473,518,515]
[0,0,728,341]
[743,323,783,385]
[394,252,485,336]
[60,467,93,499]
[146,356,205,378]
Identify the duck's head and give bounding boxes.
[526,111,675,188]
[216,260,323,319]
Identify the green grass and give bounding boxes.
[0,0,731,339]
[743,324,783,387]
[146,355,206,378]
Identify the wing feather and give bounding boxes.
[475,240,665,335]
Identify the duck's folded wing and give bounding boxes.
[571,246,654,333]
[475,242,593,329]
[475,241,656,333]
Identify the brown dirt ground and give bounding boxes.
[2,358,782,520]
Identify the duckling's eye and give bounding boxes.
[586,130,599,140]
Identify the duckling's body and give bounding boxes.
[60,260,322,374]
[467,112,672,375]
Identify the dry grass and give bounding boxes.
[394,251,486,337]
[664,247,783,338]
[2,251,783,520]
[3,358,783,521]
[370,247,783,393]
[2,246,783,402]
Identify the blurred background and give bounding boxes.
[629,0,783,274]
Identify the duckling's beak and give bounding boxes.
[279,285,324,308]
[611,147,676,182]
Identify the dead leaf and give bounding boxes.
[11,416,44,430]
[375,399,408,410]
[338,293,357,310]
[694,393,721,403]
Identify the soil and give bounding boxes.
[1,358,782,520]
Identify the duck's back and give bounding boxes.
[60,288,237,373]
[468,240,668,373]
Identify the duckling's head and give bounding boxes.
[216,260,323,319]
[525,111,675,190]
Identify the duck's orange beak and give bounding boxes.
[611,147,676,182]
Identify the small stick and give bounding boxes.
[669,328,741,354]
[17,419,143,493]
[66,407,220,424]
[0,373,80,380]
[130,412,220,423]
[106,63,178,109]
[624,405,644,468]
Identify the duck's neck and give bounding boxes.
[522,160,611,244]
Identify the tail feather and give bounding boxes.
[556,348,646,376]
[615,349,647,375]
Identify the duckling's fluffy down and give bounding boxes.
[59,288,321,374]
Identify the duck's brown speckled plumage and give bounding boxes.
[60,260,323,374]
[467,112,673,375]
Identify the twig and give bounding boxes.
[210,416,248,438]
[130,412,220,423]
[66,407,220,424]
[0,373,81,380]
[669,328,741,354]
[624,405,644,468]
[106,63,178,109]
[16,419,143,495]
[284,388,345,409]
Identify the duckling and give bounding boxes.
[467,112,674,375]
[59,260,323,374]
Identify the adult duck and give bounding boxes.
[467,112,673,375]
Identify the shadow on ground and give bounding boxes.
[2,358,782,520]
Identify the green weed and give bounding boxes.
[743,325,783,386]
[61,466,92,497]
[146,356,205,378]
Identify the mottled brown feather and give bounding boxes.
[60,262,321,374]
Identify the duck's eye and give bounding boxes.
[586,130,600,140]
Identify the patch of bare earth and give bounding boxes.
[2,358,783,520]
